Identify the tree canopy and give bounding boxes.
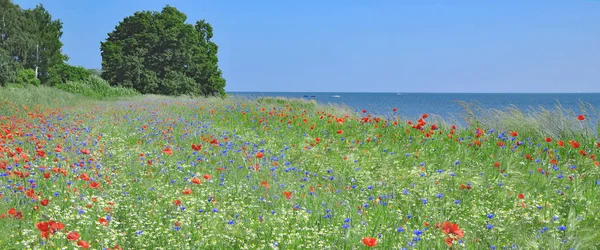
[100,5,226,96]
[0,0,65,85]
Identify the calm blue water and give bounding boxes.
[230,92,600,121]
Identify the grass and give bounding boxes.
[0,86,599,249]
[55,75,140,100]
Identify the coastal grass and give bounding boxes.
[0,87,599,249]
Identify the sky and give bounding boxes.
[13,0,600,93]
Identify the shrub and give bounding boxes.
[56,75,139,99]
[15,68,41,86]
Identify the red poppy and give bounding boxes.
[40,199,49,206]
[80,149,90,155]
[422,113,428,119]
[445,237,454,247]
[545,137,552,143]
[283,191,292,199]
[191,178,201,185]
[260,181,270,189]
[7,208,17,216]
[256,152,264,158]
[98,217,109,226]
[191,144,202,151]
[509,131,518,137]
[173,199,182,206]
[362,109,367,113]
[577,115,585,121]
[493,162,500,167]
[336,130,343,134]
[77,240,90,249]
[518,193,525,199]
[163,147,173,156]
[43,172,50,179]
[393,108,398,112]
[558,140,564,147]
[50,221,65,231]
[362,237,377,247]
[203,174,212,180]
[36,221,50,232]
[569,140,580,149]
[89,181,101,189]
[182,188,193,195]
[441,222,464,239]
[66,231,80,241]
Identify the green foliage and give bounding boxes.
[56,75,139,99]
[100,5,226,97]
[45,63,91,86]
[15,68,40,85]
[0,0,66,85]
[0,48,19,85]
[87,68,102,77]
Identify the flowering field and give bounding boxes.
[1,91,599,249]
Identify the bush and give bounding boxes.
[15,68,41,86]
[45,63,91,86]
[56,75,140,99]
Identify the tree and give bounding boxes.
[101,5,226,96]
[22,4,65,82]
[0,0,65,85]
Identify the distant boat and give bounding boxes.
[332,95,340,98]
[310,95,316,98]
[303,95,309,98]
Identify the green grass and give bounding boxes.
[0,86,599,249]
[55,75,140,100]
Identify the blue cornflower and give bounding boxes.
[397,227,405,232]
[558,226,566,231]
[487,214,495,219]
[486,224,493,230]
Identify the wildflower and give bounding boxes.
[77,240,90,249]
[518,193,525,199]
[99,217,109,226]
[442,222,463,237]
[283,191,292,199]
[66,231,80,241]
[362,237,377,247]
[577,115,585,121]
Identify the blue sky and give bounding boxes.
[14,0,600,93]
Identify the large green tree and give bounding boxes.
[0,0,65,85]
[101,6,226,96]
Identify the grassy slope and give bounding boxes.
[0,86,599,249]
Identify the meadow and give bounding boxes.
[0,86,599,250]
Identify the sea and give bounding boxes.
[229,92,600,122]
